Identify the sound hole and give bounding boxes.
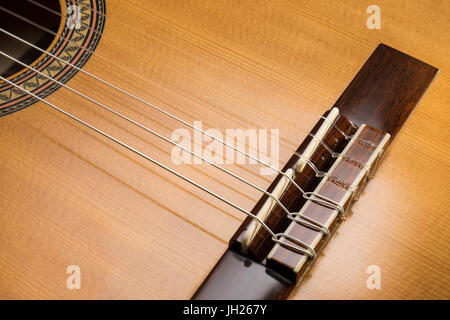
[0,0,62,78]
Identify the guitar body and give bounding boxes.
[0,0,448,299]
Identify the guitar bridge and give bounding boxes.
[230,107,390,282]
[193,43,437,300]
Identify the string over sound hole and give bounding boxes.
[0,0,61,78]
[0,0,106,116]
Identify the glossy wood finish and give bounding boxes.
[230,112,356,261]
[193,44,437,299]
[193,250,293,300]
[194,112,357,300]
[337,44,438,139]
[0,1,449,299]
[267,125,390,283]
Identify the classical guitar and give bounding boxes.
[0,0,448,299]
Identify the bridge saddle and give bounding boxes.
[231,108,390,282]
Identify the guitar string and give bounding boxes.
[0,2,395,260]
[0,13,291,177]
[0,9,346,214]
[0,49,340,234]
[25,0,331,124]
[1,4,354,145]
[2,2,355,181]
[0,24,345,213]
[18,0,359,145]
[0,4,348,250]
[0,49,300,224]
[0,74,317,259]
[0,3,317,151]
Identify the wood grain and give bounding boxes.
[0,0,449,299]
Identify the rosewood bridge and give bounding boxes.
[192,44,438,300]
